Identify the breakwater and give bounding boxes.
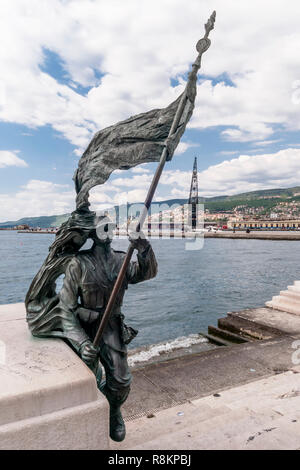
[17,229,300,240]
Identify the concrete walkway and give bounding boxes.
[123,336,298,420]
[112,367,300,450]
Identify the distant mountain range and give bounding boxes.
[0,213,71,229]
[1,186,300,228]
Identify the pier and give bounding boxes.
[17,229,300,240]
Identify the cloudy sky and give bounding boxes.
[1,0,300,221]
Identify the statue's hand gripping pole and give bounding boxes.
[93,11,216,348]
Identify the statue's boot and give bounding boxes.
[109,405,126,442]
[96,362,130,442]
[102,385,130,442]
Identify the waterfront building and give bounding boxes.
[228,218,300,230]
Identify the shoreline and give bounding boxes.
[13,229,300,240]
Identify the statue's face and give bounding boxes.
[72,232,88,247]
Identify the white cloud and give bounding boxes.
[112,169,128,175]
[198,148,300,196]
[114,189,148,205]
[251,139,282,147]
[0,179,75,222]
[111,173,153,189]
[0,151,28,168]
[159,148,300,198]
[174,141,199,155]
[88,185,114,206]
[89,173,153,208]
[89,193,113,205]
[1,0,300,152]
[131,166,151,174]
[89,147,300,205]
[2,147,300,221]
[23,180,68,191]
[219,150,239,156]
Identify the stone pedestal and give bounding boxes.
[0,303,109,450]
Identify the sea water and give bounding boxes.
[0,230,299,350]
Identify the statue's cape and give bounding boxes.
[74,83,196,209]
[25,211,94,346]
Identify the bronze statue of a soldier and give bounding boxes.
[25,11,215,444]
[26,211,157,441]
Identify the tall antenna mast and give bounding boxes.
[188,157,199,230]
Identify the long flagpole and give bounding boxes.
[93,11,216,347]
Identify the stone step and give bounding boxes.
[132,406,282,450]
[250,394,300,418]
[114,403,231,449]
[196,371,300,410]
[224,405,300,450]
[266,296,300,316]
[132,395,300,450]
[192,407,285,450]
[271,294,300,307]
[123,385,291,449]
[218,316,276,340]
[288,285,300,294]
[199,331,234,347]
[281,290,300,301]
[242,418,300,450]
[204,411,300,450]
[228,383,300,412]
[130,407,251,450]
[228,307,300,337]
[207,325,250,344]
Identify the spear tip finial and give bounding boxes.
[196,11,216,53]
[204,10,216,38]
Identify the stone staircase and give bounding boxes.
[266,281,300,315]
[205,281,300,345]
[207,324,252,344]
[206,307,287,344]
[111,369,300,450]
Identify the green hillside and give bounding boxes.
[202,186,300,213]
[0,213,70,229]
[224,186,300,200]
[1,186,300,228]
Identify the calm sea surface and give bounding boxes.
[0,231,299,348]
